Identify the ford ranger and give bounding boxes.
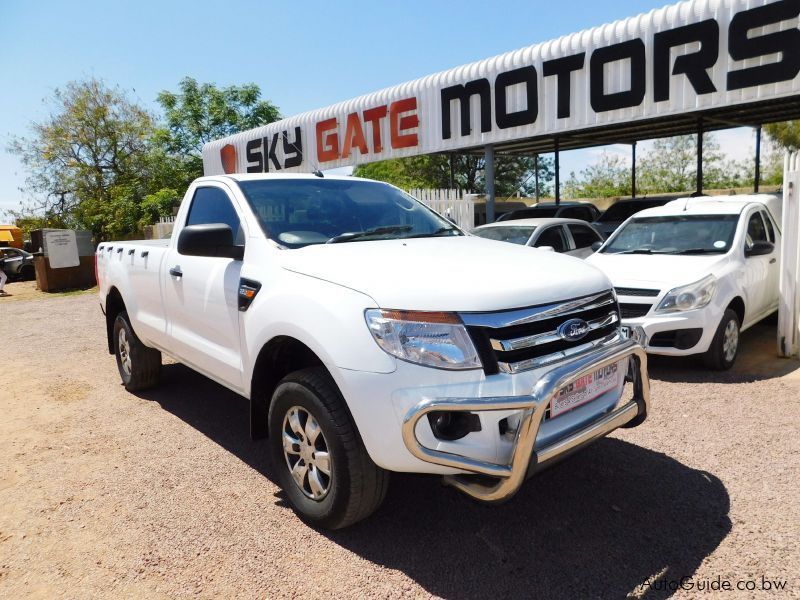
[96,174,650,529]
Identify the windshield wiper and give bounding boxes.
[327,225,413,244]
[608,248,663,255]
[403,226,462,239]
[668,248,726,255]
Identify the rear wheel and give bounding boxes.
[268,367,389,529]
[113,312,161,391]
[703,309,740,371]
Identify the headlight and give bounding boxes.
[655,275,717,313]
[364,309,482,370]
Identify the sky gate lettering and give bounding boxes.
[441,0,800,139]
[203,0,800,176]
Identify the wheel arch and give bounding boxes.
[726,296,745,325]
[105,286,126,354]
[250,335,333,440]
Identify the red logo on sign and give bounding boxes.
[220,144,237,174]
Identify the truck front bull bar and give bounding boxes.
[401,336,650,503]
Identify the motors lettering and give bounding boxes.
[441,0,800,138]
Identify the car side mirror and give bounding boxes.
[591,241,603,252]
[178,223,244,260]
[745,240,774,257]
[536,245,555,252]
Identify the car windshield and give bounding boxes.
[602,215,739,254]
[236,179,461,248]
[471,226,536,244]
[598,201,665,222]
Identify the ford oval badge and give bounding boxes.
[558,318,590,342]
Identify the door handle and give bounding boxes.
[169,266,183,278]
[769,258,776,264]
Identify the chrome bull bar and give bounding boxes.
[401,337,650,503]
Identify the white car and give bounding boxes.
[96,174,650,529]
[588,194,781,370]
[471,218,605,259]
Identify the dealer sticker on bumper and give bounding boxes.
[550,359,624,418]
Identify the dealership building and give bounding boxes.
[202,0,800,356]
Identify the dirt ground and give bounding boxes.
[1,283,799,599]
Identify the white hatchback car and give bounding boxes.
[471,218,605,259]
[588,194,781,369]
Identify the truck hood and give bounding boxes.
[279,236,611,312]
[587,252,727,289]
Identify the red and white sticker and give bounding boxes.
[550,359,625,418]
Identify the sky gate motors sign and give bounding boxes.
[203,0,800,176]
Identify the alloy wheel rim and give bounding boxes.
[118,329,132,375]
[722,319,739,363]
[282,406,332,500]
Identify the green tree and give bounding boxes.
[764,121,800,151]
[563,151,631,199]
[354,153,554,197]
[155,77,281,181]
[7,79,156,240]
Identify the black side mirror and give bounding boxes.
[178,223,244,260]
[745,240,774,257]
[591,241,603,252]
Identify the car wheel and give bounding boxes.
[113,311,161,391]
[268,367,389,529]
[703,309,740,371]
[19,265,35,281]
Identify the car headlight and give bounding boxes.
[364,309,482,370]
[655,275,717,313]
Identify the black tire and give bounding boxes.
[703,309,740,371]
[268,367,389,529]
[19,265,35,281]
[113,312,161,391]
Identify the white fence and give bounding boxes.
[410,188,475,231]
[779,153,800,358]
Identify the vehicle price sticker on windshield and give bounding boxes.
[550,359,625,418]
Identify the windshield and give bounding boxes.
[602,215,739,254]
[237,179,461,247]
[471,226,536,244]
[598,201,665,222]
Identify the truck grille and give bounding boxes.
[460,290,620,375]
[619,303,652,318]
[615,287,660,297]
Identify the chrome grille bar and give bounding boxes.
[460,290,615,329]
[497,332,621,374]
[489,312,618,352]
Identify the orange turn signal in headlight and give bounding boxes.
[378,310,462,324]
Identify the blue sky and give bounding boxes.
[0,0,756,218]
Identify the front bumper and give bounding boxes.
[400,337,649,503]
[623,308,717,356]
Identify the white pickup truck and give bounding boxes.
[588,194,781,370]
[96,173,650,529]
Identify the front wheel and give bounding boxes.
[268,367,389,529]
[703,309,740,371]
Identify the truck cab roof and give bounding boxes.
[637,193,782,223]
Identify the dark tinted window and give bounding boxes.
[186,187,244,244]
[561,206,594,222]
[762,211,775,243]
[568,224,602,248]
[598,200,668,222]
[534,226,568,252]
[746,212,768,245]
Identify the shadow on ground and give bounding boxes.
[648,318,800,384]
[141,363,731,600]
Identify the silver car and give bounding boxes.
[0,247,35,280]
[471,218,604,259]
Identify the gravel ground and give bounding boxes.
[1,285,799,599]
